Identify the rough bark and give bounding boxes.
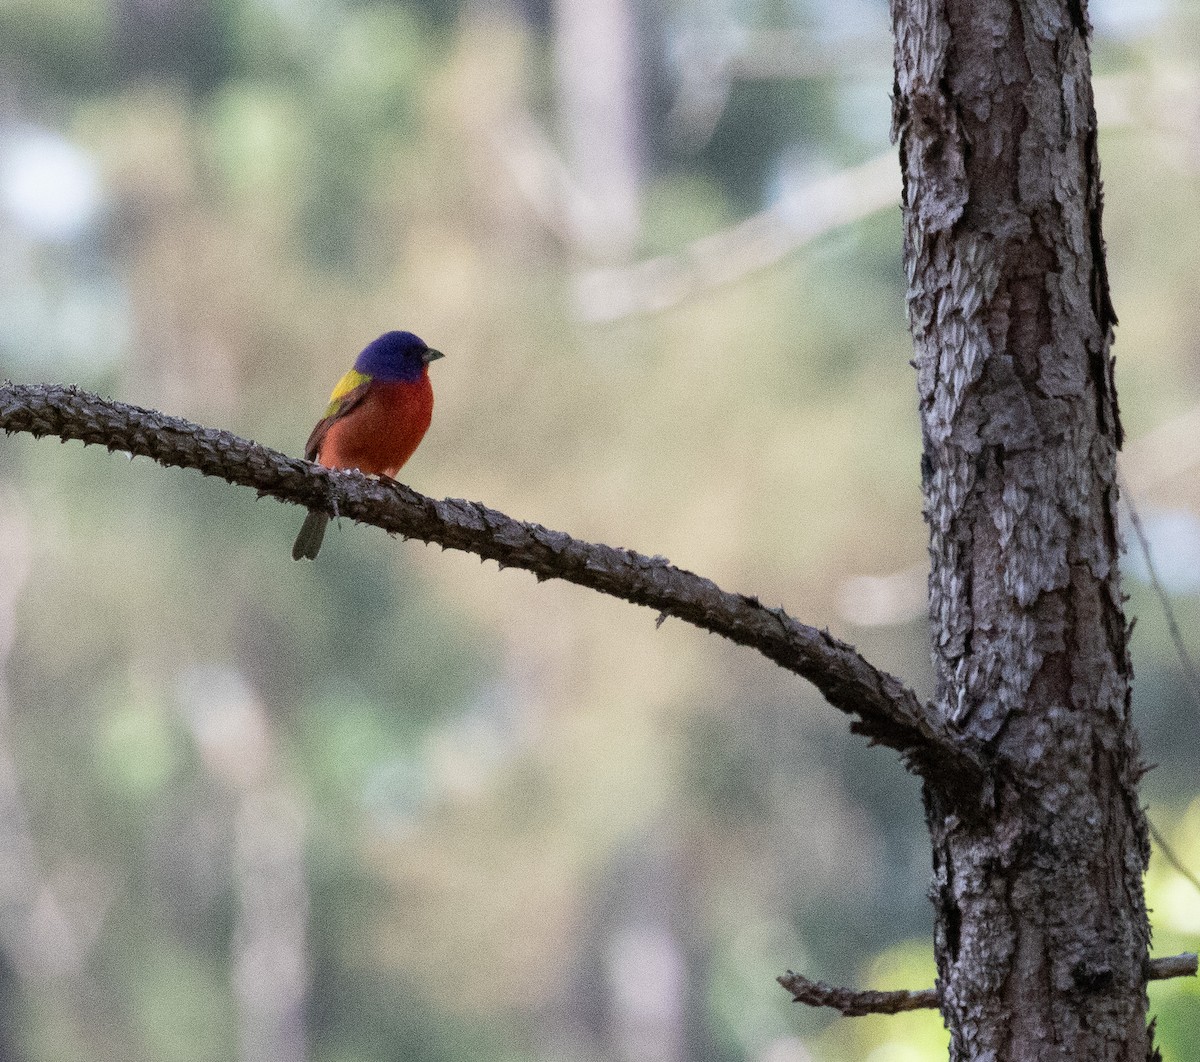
[891,0,1152,1058]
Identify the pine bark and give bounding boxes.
[891,0,1152,1057]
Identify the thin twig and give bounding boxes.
[1147,818,1200,898]
[0,381,985,794]
[778,955,1198,1017]
[1123,487,1200,699]
[1122,485,1200,897]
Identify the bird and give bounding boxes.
[292,330,443,560]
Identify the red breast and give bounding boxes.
[317,376,434,477]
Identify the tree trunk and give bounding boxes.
[552,0,642,259]
[891,0,1153,1058]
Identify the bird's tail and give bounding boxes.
[292,510,330,560]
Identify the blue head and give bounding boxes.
[353,331,444,382]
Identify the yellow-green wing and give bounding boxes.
[323,368,372,418]
[304,369,374,461]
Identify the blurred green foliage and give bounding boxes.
[1,1,1198,1061]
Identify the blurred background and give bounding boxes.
[0,0,1198,1059]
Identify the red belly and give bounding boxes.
[318,378,434,477]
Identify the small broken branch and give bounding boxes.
[777,970,937,1016]
[778,954,1198,1018]
[1147,953,1199,981]
[0,381,984,792]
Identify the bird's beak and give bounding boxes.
[422,348,445,364]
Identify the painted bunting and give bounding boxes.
[292,330,444,560]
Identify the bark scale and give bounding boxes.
[891,0,1152,1058]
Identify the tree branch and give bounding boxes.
[778,955,1198,1018]
[0,381,984,791]
[777,970,937,1016]
[1146,953,1198,981]
[571,151,899,322]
